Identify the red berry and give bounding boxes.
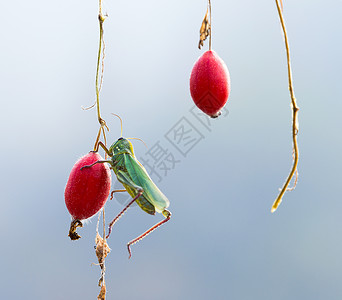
[65,152,111,220]
[190,50,231,118]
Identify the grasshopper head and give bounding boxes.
[109,137,135,156]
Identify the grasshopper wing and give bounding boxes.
[123,155,170,214]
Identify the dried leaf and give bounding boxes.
[95,233,111,267]
[198,8,211,49]
[97,284,106,300]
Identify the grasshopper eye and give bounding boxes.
[118,137,123,141]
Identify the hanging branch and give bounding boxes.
[209,0,212,50]
[271,0,299,213]
[94,0,109,152]
[94,2,110,299]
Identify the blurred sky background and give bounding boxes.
[1,0,342,299]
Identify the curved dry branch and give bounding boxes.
[271,0,299,213]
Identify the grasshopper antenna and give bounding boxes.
[111,114,148,148]
[127,137,148,149]
[111,113,123,137]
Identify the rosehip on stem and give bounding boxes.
[65,151,111,240]
[190,50,231,118]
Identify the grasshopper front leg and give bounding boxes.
[110,189,127,200]
[94,141,113,157]
[80,159,112,170]
[80,142,113,170]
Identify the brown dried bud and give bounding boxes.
[198,8,210,49]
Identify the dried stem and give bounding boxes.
[271,0,299,213]
[94,3,110,299]
[102,208,106,272]
[208,0,212,50]
[94,0,108,150]
[95,209,110,300]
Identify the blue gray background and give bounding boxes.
[1,0,341,299]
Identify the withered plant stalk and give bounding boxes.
[271,0,299,213]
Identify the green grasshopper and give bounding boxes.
[83,137,171,258]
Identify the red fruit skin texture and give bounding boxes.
[65,152,111,220]
[190,50,231,118]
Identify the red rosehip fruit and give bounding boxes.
[190,50,231,118]
[65,152,111,221]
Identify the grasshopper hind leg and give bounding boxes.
[127,209,171,259]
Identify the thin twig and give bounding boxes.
[96,208,101,234]
[95,0,108,132]
[101,208,106,276]
[271,0,299,213]
[93,0,109,153]
[208,0,212,51]
[95,3,110,299]
[99,39,106,92]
